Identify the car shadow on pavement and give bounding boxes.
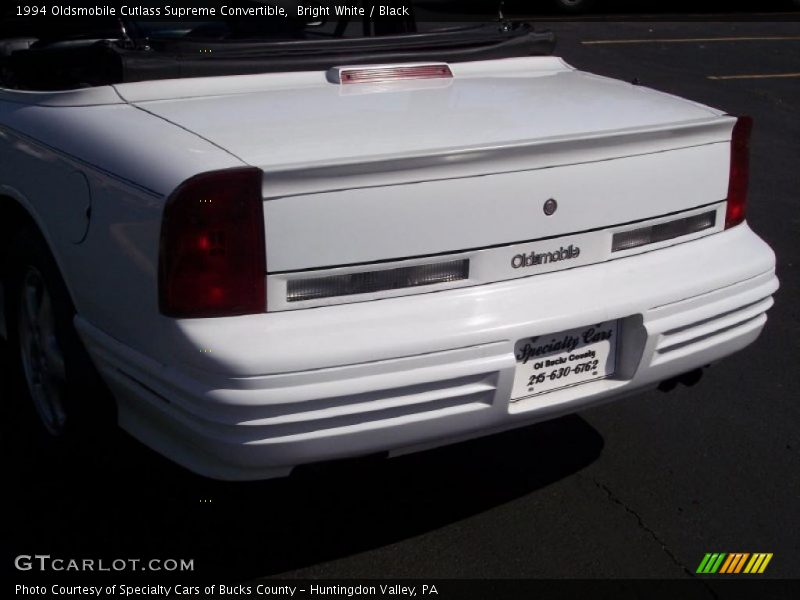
[2,342,604,581]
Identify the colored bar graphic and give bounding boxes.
[758,554,773,574]
[733,553,750,573]
[744,554,760,574]
[719,554,736,574]
[751,554,766,573]
[698,553,727,574]
[710,553,726,573]
[701,552,773,575]
[696,554,714,574]
[704,553,720,574]
[720,553,745,574]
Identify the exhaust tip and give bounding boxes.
[658,368,705,393]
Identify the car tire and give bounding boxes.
[3,227,115,443]
[552,0,596,13]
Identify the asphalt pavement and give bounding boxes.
[2,14,799,589]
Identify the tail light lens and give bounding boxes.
[725,116,753,229]
[159,168,266,318]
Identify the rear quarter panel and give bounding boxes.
[0,91,243,359]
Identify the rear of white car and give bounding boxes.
[0,13,778,478]
[60,58,778,480]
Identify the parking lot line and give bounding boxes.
[582,36,800,45]
[708,72,800,80]
[533,11,800,22]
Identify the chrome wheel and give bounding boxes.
[17,266,68,435]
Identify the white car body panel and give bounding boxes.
[116,58,724,170]
[262,142,729,272]
[0,56,778,479]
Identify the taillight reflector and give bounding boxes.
[159,168,265,318]
[725,116,753,229]
[611,211,717,253]
[287,259,470,303]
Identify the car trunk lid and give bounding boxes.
[116,57,734,277]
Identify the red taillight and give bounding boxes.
[159,167,265,318]
[725,116,753,229]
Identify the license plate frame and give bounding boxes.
[511,320,619,401]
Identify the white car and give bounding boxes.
[0,16,778,479]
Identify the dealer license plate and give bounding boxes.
[511,320,618,401]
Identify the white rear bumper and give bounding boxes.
[76,224,778,480]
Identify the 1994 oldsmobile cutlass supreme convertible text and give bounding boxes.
[0,14,778,479]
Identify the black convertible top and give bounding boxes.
[0,10,555,90]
